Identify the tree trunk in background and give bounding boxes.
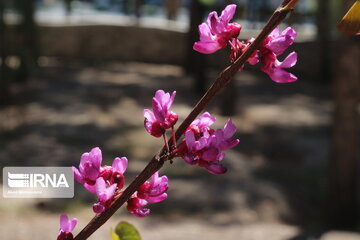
[330,0,360,228]
[0,0,9,102]
[185,0,207,95]
[220,79,236,116]
[135,0,143,19]
[316,0,331,83]
[165,0,180,20]
[17,0,37,82]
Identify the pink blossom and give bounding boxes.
[193,4,241,54]
[265,27,297,56]
[57,214,77,240]
[127,171,169,217]
[127,197,150,218]
[73,147,128,213]
[72,147,102,185]
[137,171,168,203]
[180,113,239,175]
[144,90,178,137]
[188,112,216,133]
[260,27,298,83]
[73,148,128,195]
[98,157,128,191]
[261,51,298,83]
[93,177,117,213]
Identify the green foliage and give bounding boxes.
[199,0,215,6]
[110,229,120,240]
[110,221,141,240]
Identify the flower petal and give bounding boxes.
[185,130,196,149]
[202,148,220,162]
[205,163,227,175]
[152,97,165,122]
[268,68,298,83]
[143,109,156,122]
[89,147,102,169]
[69,218,78,232]
[219,4,237,23]
[223,119,237,139]
[84,182,97,193]
[275,52,297,68]
[146,193,168,203]
[72,167,84,184]
[193,40,222,54]
[132,207,150,217]
[60,214,70,232]
[112,157,128,174]
[282,27,297,39]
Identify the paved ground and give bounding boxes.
[0,61,359,240]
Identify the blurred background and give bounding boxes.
[0,0,359,239]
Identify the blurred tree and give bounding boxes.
[15,0,37,82]
[64,0,73,15]
[165,0,180,20]
[316,0,332,83]
[0,0,9,102]
[135,0,143,19]
[330,0,360,228]
[185,0,207,94]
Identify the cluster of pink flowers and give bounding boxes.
[193,4,298,83]
[144,90,239,175]
[178,112,239,174]
[72,147,128,213]
[57,214,77,240]
[127,171,169,217]
[193,4,241,54]
[72,147,168,216]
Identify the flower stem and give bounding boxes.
[163,134,170,153]
[73,1,298,239]
[171,126,177,150]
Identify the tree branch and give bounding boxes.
[74,1,297,239]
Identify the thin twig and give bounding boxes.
[74,1,297,239]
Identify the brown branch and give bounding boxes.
[74,1,297,239]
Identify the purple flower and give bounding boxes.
[144,90,178,137]
[193,4,241,54]
[260,27,298,83]
[93,177,117,213]
[137,171,168,203]
[127,171,169,217]
[73,147,129,214]
[180,113,239,175]
[189,112,216,133]
[127,197,150,218]
[261,51,298,83]
[72,147,102,185]
[266,27,297,56]
[97,157,128,191]
[57,214,77,240]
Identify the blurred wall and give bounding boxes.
[7,24,321,80]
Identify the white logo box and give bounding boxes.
[3,167,74,198]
